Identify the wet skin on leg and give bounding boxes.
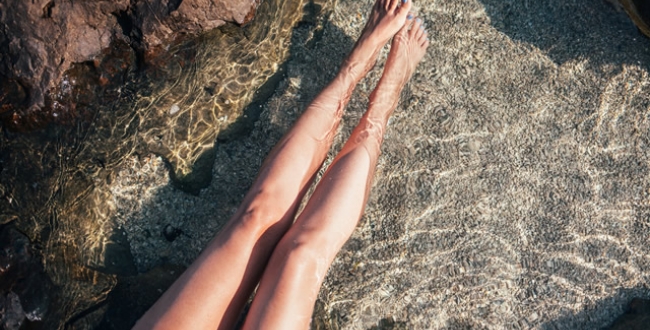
[133,0,411,329]
[242,15,429,330]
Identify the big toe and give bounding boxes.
[396,0,412,16]
[387,0,399,11]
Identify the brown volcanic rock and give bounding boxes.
[0,0,261,129]
[0,0,128,110]
[138,0,260,48]
[0,79,27,115]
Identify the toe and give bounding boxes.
[396,0,412,16]
[415,20,425,39]
[410,18,421,38]
[420,31,429,47]
[388,0,399,12]
[406,11,415,21]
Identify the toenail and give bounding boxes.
[402,0,408,3]
[407,14,413,19]
[416,18,421,23]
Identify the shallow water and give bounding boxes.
[2,0,650,328]
[314,0,650,328]
[113,0,650,326]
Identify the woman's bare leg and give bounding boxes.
[134,1,411,329]
[243,17,429,330]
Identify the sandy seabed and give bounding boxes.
[111,0,650,328]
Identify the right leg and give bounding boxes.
[134,1,411,329]
[243,17,429,330]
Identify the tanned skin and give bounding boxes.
[134,0,428,328]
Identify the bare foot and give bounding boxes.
[360,0,413,47]
[342,0,412,79]
[384,16,430,87]
[368,16,429,119]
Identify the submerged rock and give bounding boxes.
[138,0,332,193]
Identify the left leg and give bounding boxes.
[243,17,429,330]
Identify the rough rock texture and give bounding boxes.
[0,0,128,115]
[0,0,259,129]
[138,0,260,48]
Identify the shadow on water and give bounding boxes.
[93,12,358,330]
[477,0,650,68]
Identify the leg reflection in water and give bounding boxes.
[134,0,428,328]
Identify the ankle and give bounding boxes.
[355,31,383,53]
[340,41,381,79]
[365,101,394,126]
[338,57,372,83]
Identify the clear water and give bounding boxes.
[2,0,650,329]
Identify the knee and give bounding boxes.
[281,229,336,264]
[238,189,289,232]
[279,236,331,282]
